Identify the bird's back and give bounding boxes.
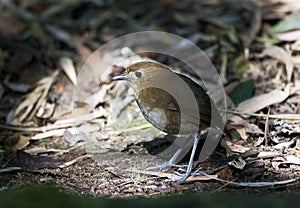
[136,72,224,135]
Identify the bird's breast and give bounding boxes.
[135,88,201,135]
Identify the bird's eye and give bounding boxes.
[135,71,142,78]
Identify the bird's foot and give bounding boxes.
[190,170,203,176]
[166,134,201,183]
[146,162,187,171]
[165,170,202,182]
[172,171,191,182]
[146,148,185,171]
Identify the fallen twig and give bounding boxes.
[125,169,298,187]
[58,154,92,168]
[226,110,300,121]
[0,167,22,173]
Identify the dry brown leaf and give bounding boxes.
[36,101,55,119]
[271,155,300,169]
[275,30,300,42]
[262,0,300,20]
[224,140,250,153]
[4,135,31,151]
[85,83,114,109]
[17,151,61,170]
[69,106,90,118]
[44,24,74,48]
[285,155,300,165]
[257,152,281,158]
[261,45,294,82]
[229,88,290,122]
[63,129,87,145]
[217,168,233,181]
[233,124,247,140]
[73,36,93,62]
[245,122,264,134]
[292,39,300,51]
[73,36,108,80]
[54,107,107,125]
[254,137,265,147]
[60,57,77,86]
[272,161,281,171]
[273,139,296,150]
[25,147,63,155]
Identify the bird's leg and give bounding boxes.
[145,148,187,171]
[173,134,201,182]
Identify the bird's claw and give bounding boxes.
[146,163,187,171]
[147,163,192,183]
[162,175,193,183]
[168,170,202,182]
[190,170,203,176]
[161,174,189,183]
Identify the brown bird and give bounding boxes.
[112,61,229,182]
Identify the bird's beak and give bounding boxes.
[112,74,130,81]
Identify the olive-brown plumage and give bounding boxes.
[112,61,227,182]
[113,61,225,135]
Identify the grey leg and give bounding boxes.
[173,134,200,182]
[146,148,187,171]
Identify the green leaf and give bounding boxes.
[272,13,300,33]
[256,37,281,45]
[228,79,255,105]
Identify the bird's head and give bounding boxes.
[112,61,169,90]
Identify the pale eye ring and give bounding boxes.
[135,71,142,78]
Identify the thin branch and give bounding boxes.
[226,110,300,120]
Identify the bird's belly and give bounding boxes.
[137,101,200,135]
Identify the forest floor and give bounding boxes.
[0,0,300,197]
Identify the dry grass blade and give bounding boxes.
[31,124,98,140]
[0,107,107,135]
[6,70,59,124]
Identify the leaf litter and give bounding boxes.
[0,0,300,197]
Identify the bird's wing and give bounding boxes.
[176,73,223,129]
